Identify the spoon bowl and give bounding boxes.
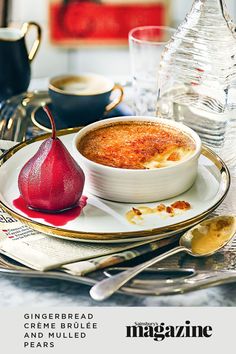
[90,215,236,301]
[180,215,236,257]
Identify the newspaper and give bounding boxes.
[0,208,177,274]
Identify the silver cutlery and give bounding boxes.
[1,254,236,297]
[90,215,236,301]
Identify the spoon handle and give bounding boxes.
[90,245,186,301]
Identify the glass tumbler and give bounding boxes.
[129,26,175,116]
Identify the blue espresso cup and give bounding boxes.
[49,74,124,126]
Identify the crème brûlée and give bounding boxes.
[78,122,196,169]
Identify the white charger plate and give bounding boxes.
[0,128,230,243]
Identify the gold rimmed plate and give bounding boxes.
[0,128,230,243]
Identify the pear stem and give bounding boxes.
[43,105,57,139]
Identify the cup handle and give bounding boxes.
[105,84,124,112]
[21,22,42,62]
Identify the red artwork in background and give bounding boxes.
[49,0,170,45]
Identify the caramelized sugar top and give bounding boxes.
[78,122,196,169]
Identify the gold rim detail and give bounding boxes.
[0,129,230,241]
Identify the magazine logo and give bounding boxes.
[126,320,212,342]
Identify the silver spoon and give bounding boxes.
[90,215,236,301]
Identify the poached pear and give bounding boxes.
[18,105,85,213]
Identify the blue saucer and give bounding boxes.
[32,102,134,130]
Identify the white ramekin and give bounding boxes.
[72,116,202,203]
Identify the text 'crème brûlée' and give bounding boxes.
[78,122,196,169]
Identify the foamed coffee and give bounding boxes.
[55,75,113,95]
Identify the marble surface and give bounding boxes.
[1,273,236,307]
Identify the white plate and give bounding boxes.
[0,129,230,243]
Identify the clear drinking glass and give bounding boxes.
[129,26,175,116]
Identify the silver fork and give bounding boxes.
[0,93,29,141]
[0,253,97,285]
[1,251,236,297]
[0,253,195,295]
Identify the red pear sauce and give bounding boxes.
[13,196,87,227]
